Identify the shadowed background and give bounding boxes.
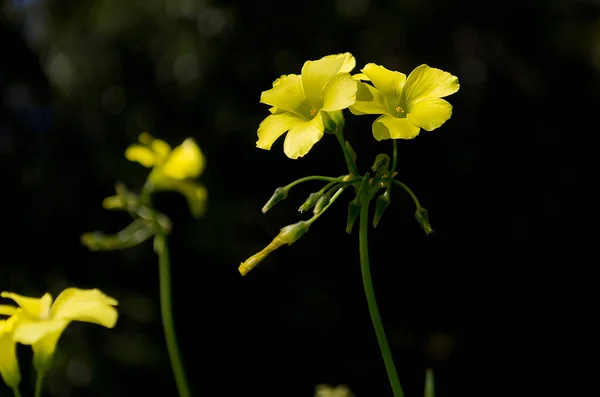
[0,0,582,396]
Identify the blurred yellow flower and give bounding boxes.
[0,315,21,389]
[258,53,357,159]
[314,384,354,397]
[350,64,459,140]
[0,288,118,370]
[125,132,207,217]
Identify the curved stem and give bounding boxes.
[358,192,405,397]
[34,371,44,397]
[392,179,421,208]
[334,128,359,175]
[285,175,346,191]
[142,187,191,397]
[12,387,22,397]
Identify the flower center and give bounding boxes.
[310,108,317,117]
[395,106,406,117]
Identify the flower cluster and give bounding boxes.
[257,53,459,159]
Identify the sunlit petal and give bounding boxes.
[301,55,347,108]
[260,74,311,118]
[322,74,357,111]
[350,82,387,115]
[1,292,52,319]
[50,288,118,328]
[372,115,420,141]
[407,98,453,131]
[161,138,205,180]
[361,64,406,95]
[403,64,459,106]
[257,113,304,150]
[283,114,325,159]
[124,145,158,168]
[0,305,17,316]
[323,52,356,73]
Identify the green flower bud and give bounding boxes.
[262,186,288,214]
[372,189,391,228]
[415,207,434,235]
[299,192,323,213]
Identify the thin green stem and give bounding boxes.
[34,371,44,397]
[285,175,346,191]
[334,128,359,175]
[306,185,348,225]
[12,387,22,397]
[358,190,405,397]
[392,179,421,208]
[391,140,398,174]
[141,187,191,397]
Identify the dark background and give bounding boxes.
[0,0,583,396]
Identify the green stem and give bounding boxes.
[34,371,44,397]
[334,128,359,175]
[285,175,346,191]
[358,191,405,397]
[142,187,191,397]
[12,387,22,397]
[391,140,398,174]
[392,179,421,208]
[306,185,348,225]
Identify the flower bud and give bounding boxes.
[372,189,391,228]
[262,186,288,214]
[239,221,310,276]
[299,192,323,213]
[415,207,434,235]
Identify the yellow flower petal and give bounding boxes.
[0,305,17,316]
[301,55,347,109]
[50,288,118,328]
[324,52,356,73]
[256,113,304,150]
[151,138,172,158]
[260,74,311,119]
[349,82,387,115]
[124,145,158,168]
[283,114,324,159]
[1,292,52,319]
[11,316,66,345]
[173,181,208,218]
[407,98,453,131]
[361,64,406,95]
[352,73,370,81]
[161,138,205,180]
[372,115,420,141]
[31,324,67,371]
[0,317,21,388]
[322,74,357,111]
[402,64,459,106]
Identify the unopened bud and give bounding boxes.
[371,153,390,174]
[346,200,361,234]
[372,190,391,228]
[262,186,288,214]
[239,221,310,276]
[299,192,322,213]
[313,195,330,216]
[415,207,434,235]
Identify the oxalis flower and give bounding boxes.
[258,53,358,159]
[125,132,207,217]
[350,64,459,140]
[0,288,118,371]
[0,315,21,389]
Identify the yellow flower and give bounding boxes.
[350,64,459,140]
[125,132,208,217]
[0,315,21,389]
[314,384,354,397]
[258,53,358,159]
[0,288,118,371]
